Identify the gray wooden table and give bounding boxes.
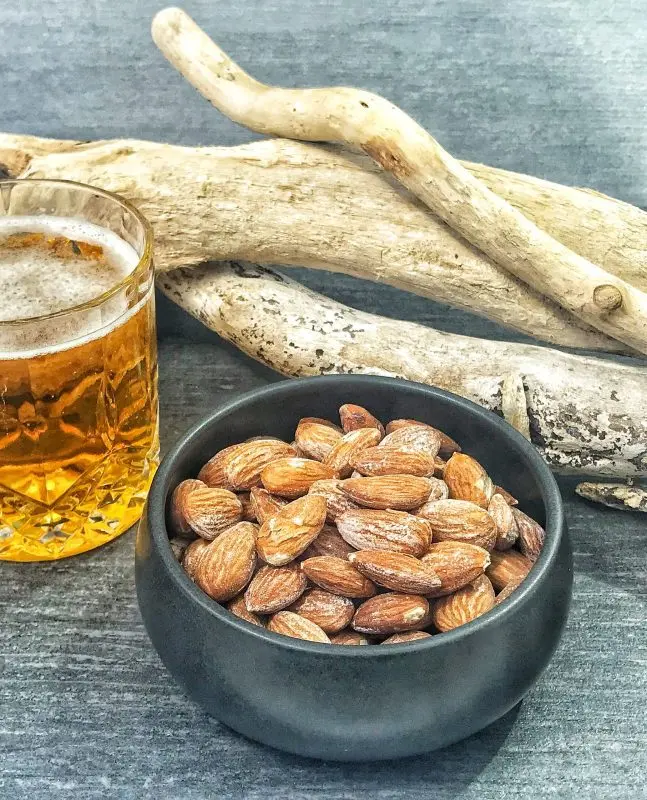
[1,1,646,797]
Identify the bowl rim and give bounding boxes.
[145,375,565,657]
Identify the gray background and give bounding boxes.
[1,1,646,798]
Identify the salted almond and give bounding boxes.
[513,508,546,563]
[494,576,525,606]
[244,563,307,613]
[180,486,243,540]
[181,537,210,579]
[381,631,432,644]
[378,426,441,459]
[299,416,342,432]
[169,478,206,535]
[413,478,449,506]
[486,549,533,591]
[341,475,433,510]
[227,594,265,626]
[301,524,355,560]
[308,479,361,522]
[289,588,355,633]
[197,444,241,489]
[194,522,257,602]
[324,428,382,478]
[223,439,296,490]
[431,574,495,632]
[352,593,430,635]
[256,494,327,566]
[416,499,497,550]
[384,419,461,457]
[295,420,343,461]
[301,555,377,598]
[339,404,385,437]
[350,446,435,477]
[336,509,431,556]
[422,541,491,597]
[261,457,337,498]
[349,550,441,594]
[444,453,494,508]
[494,485,519,506]
[330,630,371,646]
[249,487,287,524]
[488,494,519,550]
[267,611,331,643]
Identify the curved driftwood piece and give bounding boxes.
[153,7,647,354]
[158,260,647,479]
[575,482,647,512]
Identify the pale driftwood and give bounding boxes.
[500,374,531,440]
[576,483,647,512]
[157,260,647,479]
[0,132,637,354]
[153,7,647,355]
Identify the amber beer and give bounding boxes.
[0,180,158,561]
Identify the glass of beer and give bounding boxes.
[0,179,159,562]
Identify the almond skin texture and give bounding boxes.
[256,495,327,565]
[299,416,342,432]
[486,549,533,591]
[301,555,377,598]
[330,630,371,645]
[289,588,355,633]
[301,524,355,560]
[416,499,497,550]
[513,508,546,563]
[193,522,258,602]
[169,479,206,535]
[339,404,385,437]
[444,453,494,508]
[180,486,244,540]
[341,475,434,510]
[308,479,361,522]
[494,485,519,506]
[295,420,343,461]
[422,541,491,597]
[267,611,331,643]
[222,440,297,491]
[378,426,441,459]
[238,492,256,522]
[352,593,430,635]
[249,487,287,524]
[414,478,450,506]
[261,457,337,498]
[494,576,525,606]
[181,537,210,580]
[336,509,431,557]
[227,594,265,627]
[384,419,461,457]
[381,631,432,644]
[489,493,519,550]
[349,550,441,594]
[324,428,382,478]
[197,444,242,489]
[431,574,495,632]
[350,446,435,477]
[244,563,308,613]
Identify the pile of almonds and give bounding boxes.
[169,405,545,645]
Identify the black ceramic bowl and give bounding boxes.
[136,376,572,761]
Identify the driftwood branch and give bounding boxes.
[576,482,647,512]
[157,260,647,479]
[152,7,647,355]
[3,131,644,354]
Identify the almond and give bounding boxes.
[301,524,355,560]
[341,475,434,510]
[336,509,431,556]
[244,563,308,613]
[180,486,243,540]
[513,508,546,563]
[339,404,385,437]
[486,549,533,591]
[301,555,377,598]
[267,611,331,643]
[494,576,524,606]
[431,574,495,632]
[381,631,432,644]
[227,594,265,626]
[422,541,491,597]
[299,416,342,432]
[494,485,519,506]
[169,478,206,535]
[330,630,371,646]
[261,457,337,498]
[350,446,435,477]
[384,419,461,457]
[256,495,327,565]
[224,439,296,490]
[169,535,194,561]
[181,537,210,579]
[238,491,256,522]
[378,426,441,459]
[416,499,497,550]
[197,444,241,489]
[414,478,449,506]
[352,593,430,635]
[295,420,343,461]
[308,479,361,522]
[324,428,382,478]
[193,521,258,602]
[349,549,441,594]
[444,453,494,508]
[488,493,519,550]
[289,588,355,633]
[249,487,287,524]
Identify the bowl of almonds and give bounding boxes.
[135,375,572,760]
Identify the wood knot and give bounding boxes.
[592,284,623,312]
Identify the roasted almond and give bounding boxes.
[350,446,435,477]
[289,588,355,633]
[339,404,385,437]
[381,631,432,644]
[298,416,342,432]
[261,457,337,498]
[486,549,533,591]
[422,541,491,597]
[249,487,287,524]
[181,537,210,579]
[416,498,497,550]
[308,479,361,522]
[295,420,343,461]
[256,494,327,566]
[169,478,206,535]
[488,493,519,550]
[330,630,371,645]
[352,593,430,635]
[336,509,431,557]
[227,594,265,627]
[193,522,257,602]
[224,439,296,490]
[197,444,241,489]
[414,478,449,506]
[349,550,441,594]
[513,508,546,563]
[378,425,441,459]
[494,576,524,606]
[341,475,434,510]
[301,555,377,598]
[384,419,461,457]
[494,485,519,506]
[431,574,495,632]
[267,611,330,643]
[324,428,382,478]
[180,486,243,540]
[244,563,308,613]
[301,524,355,560]
[444,453,494,508]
